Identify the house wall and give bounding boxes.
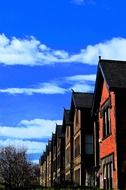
[73,109,93,186]
[57,137,61,184]
[47,154,49,186]
[42,159,47,187]
[99,81,118,189]
[65,125,73,182]
[48,151,52,187]
[116,92,126,189]
[93,116,99,187]
[52,144,57,184]
[40,164,43,186]
[73,109,81,185]
[81,110,94,186]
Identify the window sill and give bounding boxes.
[102,133,112,141]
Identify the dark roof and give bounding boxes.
[64,109,70,125]
[99,59,126,89]
[56,124,62,137]
[46,140,51,153]
[72,92,93,109]
[48,140,51,150]
[92,58,126,116]
[52,133,56,145]
[39,155,44,165]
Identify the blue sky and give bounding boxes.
[0,0,126,163]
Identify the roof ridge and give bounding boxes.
[73,91,93,95]
[100,59,126,63]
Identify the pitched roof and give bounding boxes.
[64,109,70,125]
[99,59,126,89]
[72,92,93,109]
[39,155,44,165]
[52,133,56,145]
[47,140,51,152]
[56,124,62,137]
[92,58,126,116]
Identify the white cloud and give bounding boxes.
[0,74,96,95]
[0,34,126,66]
[0,138,46,154]
[0,83,67,95]
[0,118,62,163]
[70,83,94,92]
[0,118,62,139]
[66,74,96,82]
[32,160,39,164]
[66,74,95,92]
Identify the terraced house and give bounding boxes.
[55,124,65,184]
[40,58,126,189]
[70,91,94,186]
[40,151,47,187]
[46,141,52,187]
[62,109,73,183]
[92,58,126,190]
[52,133,57,185]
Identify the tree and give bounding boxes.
[0,146,34,189]
[32,164,40,185]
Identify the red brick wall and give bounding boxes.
[99,81,118,189]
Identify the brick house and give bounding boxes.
[46,145,49,187]
[51,133,57,185]
[70,91,94,186]
[62,109,74,184]
[55,124,65,184]
[92,58,126,189]
[46,141,52,187]
[40,154,44,186]
[40,151,47,187]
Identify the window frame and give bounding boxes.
[74,135,80,158]
[102,153,114,189]
[101,99,111,139]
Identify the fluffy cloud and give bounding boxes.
[66,74,96,82]
[66,74,95,92]
[0,118,62,163]
[0,74,95,95]
[0,34,126,66]
[0,118,62,139]
[0,139,46,154]
[69,83,94,92]
[0,83,67,95]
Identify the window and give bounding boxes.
[101,100,111,138]
[75,135,80,158]
[66,127,70,138]
[66,174,71,181]
[74,169,80,185]
[57,154,60,169]
[103,107,111,138]
[66,146,70,164]
[76,110,79,125]
[85,135,93,154]
[102,154,114,189]
[103,162,113,189]
[75,109,79,128]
